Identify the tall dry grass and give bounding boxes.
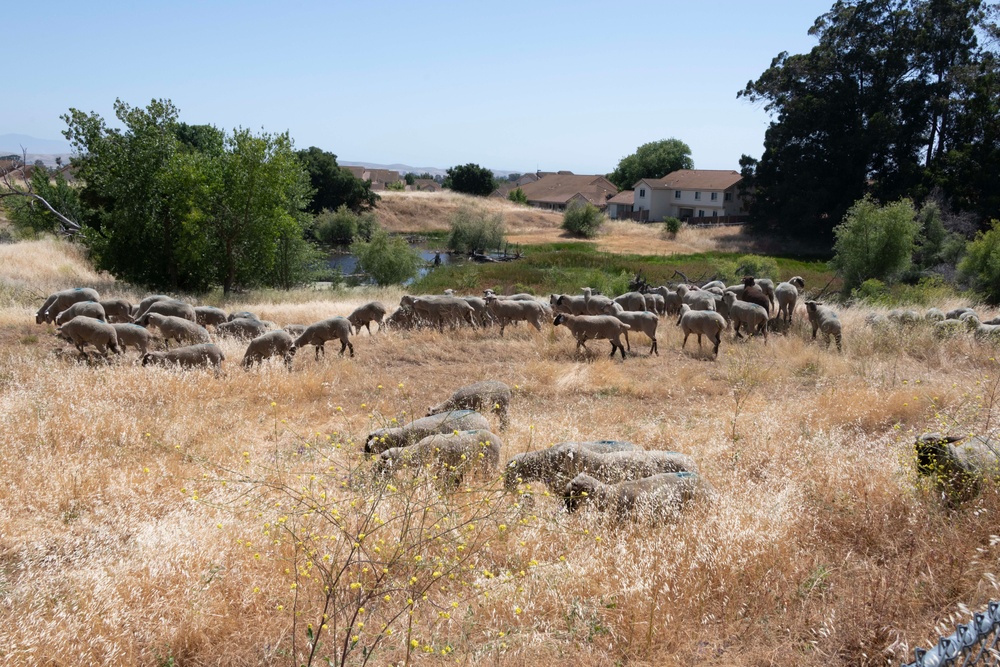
[2,241,1000,665]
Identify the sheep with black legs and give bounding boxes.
[773,277,805,324]
[553,313,630,358]
[722,292,768,341]
[348,301,388,334]
[611,310,659,355]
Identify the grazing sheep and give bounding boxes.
[365,410,491,454]
[722,292,768,341]
[36,288,100,324]
[504,443,696,492]
[946,307,977,320]
[484,295,546,335]
[216,317,268,339]
[383,308,416,330]
[294,317,354,359]
[242,330,296,370]
[915,432,1000,497]
[563,472,703,519]
[55,301,107,326]
[676,285,717,312]
[888,309,921,326]
[111,323,153,355]
[774,277,805,324]
[737,276,770,314]
[804,301,842,351]
[964,314,1000,342]
[925,308,946,322]
[348,301,388,334]
[99,299,133,323]
[550,293,589,315]
[228,311,260,322]
[612,310,659,355]
[679,308,727,357]
[581,287,618,315]
[427,381,512,430]
[145,313,212,349]
[142,343,225,370]
[56,316,120,356]
[643,293,665,316]
[283,324,306,337]
[553,313,630,359]
[400,295,476,332]
[933,319,965,339]
[194,306,229,327]
[374,429,503,485]
[134,299,197,326]
[613,292,647,312]
[132,295,172,320]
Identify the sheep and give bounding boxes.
[915,432,1000,498]
[194,306,229,327]
[216,317,268,340]
[383,308,416,330]
[726,278,776,312]
[283,324,307,337]
[373,429,503,486]
[400,295,476,332]
[562,472,703,519]
[461,296,495,327]
[293,317,354,359]
[99,299,133,324]
[888,309,921,326]
[145,313,212,349]
[142,343,225,370]
[228,311,260,322]
[111,323,153,355]
[679,308,727,357]
[132,295,172,320]
[613,292,647,312]
[553,313,630,359]
[774,276,805,324]
[56,316,120,357]
[946,307,977,320]
[925,308,946,322]
[348,301,388,334]
[242,330,296,370]
[504,443,696,493]
[676,284,716,312]
[804,301,842,351]
[134,299,197,326]
[581,287,618,315]
[365,410,491,454]
[933,319,965,339]
[648,285,682,316]
[484,290,537,302]
[427,380,512,430]
[484,295,546,335]
[722,291,768,341]
[550,293,588,315]
[964,314,1000,342]
[55,301,107,326]
[612,310,659,355]
[643,292,665,315]
[36,288,100,324]
[737,276,770,314]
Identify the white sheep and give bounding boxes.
[55,301,107,326]
[676,284,717,312]
[374,429,503,486]
[484,295,546,335]
[562,472,703,519]
[553,313,630,358]
[773,276,805,323]
[581,287,618,315]
[365,410,491,454]
[915,432,1000,498]
[925,308,946,322]
[804,301,842,351]
[964,314,1000,343]
[613,292,647,312]
[722,292,768,342]
[678,308,727,357]
[427,381,512,430]
[612,310,659,355]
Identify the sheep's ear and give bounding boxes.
[566,450,574,460]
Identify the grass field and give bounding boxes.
[1,236,1000,666]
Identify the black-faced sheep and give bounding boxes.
[293,317,354,359]
[57,316,120,357]
[373,429,503,486]
[365,410,491,454]
[348,301,388,335]
[553,313,630,359]
[427,381,511,430]
[563,472,703,519]
[804,301,842,351]
[36,288,100,324]
[242,330,296,370]
[142,343,225,370]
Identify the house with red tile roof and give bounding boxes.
[632,170,746,222]
[517,172,618,211]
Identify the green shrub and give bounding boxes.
[852,278,890,304]
[385,180,405,191]
[508,187,528,205]
[561,202,604,238]
[315,205,379,245]
[714,254,780,284]
[959,219,1000,304]
[831,196,920,293]
[663,216,682,236]
[448,206,506,254]
[351,228,421,285]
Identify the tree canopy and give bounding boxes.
[607,138,694,190]
[443,163,496,196]
[739,0,1000,240]
[296,147,379,214]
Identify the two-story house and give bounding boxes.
[632,170,745,222]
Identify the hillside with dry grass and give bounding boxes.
[1,238,999,666]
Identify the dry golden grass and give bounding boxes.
[3,241,1000,666]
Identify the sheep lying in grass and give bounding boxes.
[111,323,153,355]
[964,315,1000,343]
[36,288,100,324]
[294,317,354,359]
[99,299,133,324]
[145,313,212,348]
[925,308,946,322]
[774,277,805,324]
[374,429,503,486]
[142,343,225,370]
[678,306,727,358]
[504,442,694,492]
[722,292,768,342]
[365,410,490,454]
[612,310,659,355]
[563,472,703,519]
[348,301,388,334]
[804,301,842,351]
[242,330,296,370]
[915,432,1000,498]
[55,301,107,326]
[553,313,630,359]
[216,317,268,340]
[427,381,512,430]
[57,316,120,357]
[194,306,228,327]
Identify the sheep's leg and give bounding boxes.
[712,332,721,357]
[650,336,658,355]
[315,343,324,360]
[623,331,631,352]
[696,333,704,349]
[681,332,689,349]
[530,318,542,332]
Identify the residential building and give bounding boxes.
[517,172,618,211]
[632,170,746,222]
[606,190,635,220]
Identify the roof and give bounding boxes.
[637,169,742,191]
[344,166,366,179]
[518,173,618,206]
[607,190,634,205]
[365,169,402,184]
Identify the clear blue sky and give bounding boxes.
[6,0,835,174]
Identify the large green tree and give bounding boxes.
[297,147,378,214]
[739,0,999,240]
[607,138,694,190]
[443,163,496,196]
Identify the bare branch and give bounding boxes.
[0,147,82,235]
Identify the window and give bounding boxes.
[712,210,718,217]
[674,190,681,199]
[639,188,646,197]
[698,210,705,217]
[694,191,701,200]
[710,192,718,201]
[724,192,732,201]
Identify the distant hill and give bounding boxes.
[0,134,72,155]
[339,160,525,180]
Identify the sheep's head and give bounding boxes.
[553,313,567,327]
[742,276,756,287]
[563,474,598,513]
[790,276,805,289]
[805,301,820,313]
